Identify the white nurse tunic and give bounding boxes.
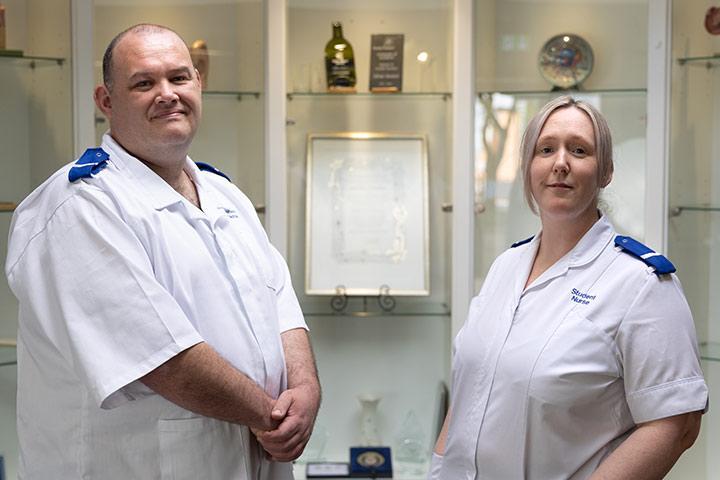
[5,134,306,479]
[436,215,707,480]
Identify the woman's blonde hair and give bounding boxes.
[519,95,614,214]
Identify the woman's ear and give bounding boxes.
[600,166,613,188]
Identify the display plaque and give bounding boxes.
[306,462,350,478]
[369,34,403,92]
[305,133,429,296]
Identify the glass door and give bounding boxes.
[473,0,649,292]
[668,0,720,476]
[0,1,74,477]
[286,1,453,477]
[92,0,267,214]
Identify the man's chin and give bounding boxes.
[153,126,196,144]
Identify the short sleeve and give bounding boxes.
[269,245,307,333]
[617,273,708,423]
[7,189,203,409]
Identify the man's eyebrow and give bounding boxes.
[127,71,152,82]
[168,66,193,76]
[127,66,193,82]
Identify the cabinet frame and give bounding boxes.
[69,0,673,345]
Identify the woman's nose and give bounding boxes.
[552,149,570,173]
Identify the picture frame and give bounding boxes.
[305,132,430,296]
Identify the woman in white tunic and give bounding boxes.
[429,96,708,479]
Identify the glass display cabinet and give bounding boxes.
[93,0,267,213]
[472,0,649,291]
[0,1,73,478]
[285,1,453,477]
[667,0,720,477]
[1,0,717,479]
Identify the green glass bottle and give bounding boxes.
[324,21,356,92]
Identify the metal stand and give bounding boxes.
[329,285,397,314]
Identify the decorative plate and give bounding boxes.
[538,33,594,90]
[705,7,720,35]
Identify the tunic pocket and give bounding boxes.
[158,416,250,480]
[529,310,623,408]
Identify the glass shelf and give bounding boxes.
[670,205,720,216]
[0,52,65,67]
[677,55,720,67]
[202,91,261,100]
[477,88,647,97]
[303,310,450,318]
[287,92,451,100]
[700,342,720,363]
[0,343,17,367]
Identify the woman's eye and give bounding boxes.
[538,146,553,154]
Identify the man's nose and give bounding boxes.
[156,80,178,103]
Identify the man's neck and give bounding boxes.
[112,136,200,208]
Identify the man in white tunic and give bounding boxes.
[5,24,320,479]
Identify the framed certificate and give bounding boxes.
[305,133,430,296]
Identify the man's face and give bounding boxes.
[95,30,202,162]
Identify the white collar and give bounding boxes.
[101,133,201,211]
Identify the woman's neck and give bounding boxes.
[524,210,600,288]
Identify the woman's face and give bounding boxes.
[530,107,607,224]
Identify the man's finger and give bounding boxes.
[271,390,294,420]
[257,417,302,444]
[258,431,307,461]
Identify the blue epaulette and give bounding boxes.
[68,148,110,182]
[511,235,534,248]
[196,162,231,182]
[615,235,676,275]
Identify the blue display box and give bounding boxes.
[349,447,392,478]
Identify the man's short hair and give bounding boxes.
[101,23,183,90]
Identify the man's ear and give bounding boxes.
[94,84,112,119]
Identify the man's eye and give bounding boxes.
[173,75,190,82]
[134,80,151,89]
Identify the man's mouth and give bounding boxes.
[152,110,185,120]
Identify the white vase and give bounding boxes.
[358,394,381,446]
